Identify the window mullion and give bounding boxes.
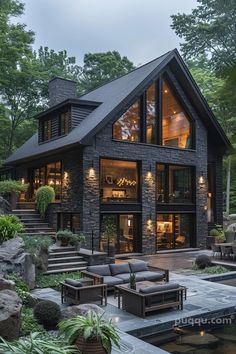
[157,78,162,145]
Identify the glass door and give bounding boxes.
[100,214,139,254]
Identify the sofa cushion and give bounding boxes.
[64,279,83,288]
[116,273,145,283]
[109,263,130,276]
[87,265,111,276]
[137,271,164,281]
[139,283,179,294]
[129,262,148,273]
[103,276,124,286]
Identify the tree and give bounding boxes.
[78,51,135,94]
[171,0,236,73]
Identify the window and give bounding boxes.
[100,159,139,203]
[207,163,215,222]
[113,101,140,142]
[157,164,193,204]
[42,120,52,141]
[59,112,69,136]
[156,213,192,249]
[33,161,62,201]
[162,80,192,149]
[57,213,80,232]
[146,83,157,144]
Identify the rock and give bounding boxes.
[25,293,41,308]
[0,196,11,215]
[61,303,104,320]
[0,289,22,340]
[226,223,236,233]
[229,214,236,221]
[0,237,35,289]
[0,277,15,291]
[177,333,219,347]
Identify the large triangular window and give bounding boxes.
[162,79,192,149]
[113,101,140,142]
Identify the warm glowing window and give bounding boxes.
[146,83,157,144]
[113,101,140,142]
[162,80,192,149]
[100,159,139,203]
[42,120,52,141]
[59,112,69,136]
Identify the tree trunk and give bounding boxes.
[226,155,231,215]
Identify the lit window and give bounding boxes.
[59,112,69,136]
[162,80,192,149]
[113,101,140,142]
[146,83,157,144]
[42,120,52,141]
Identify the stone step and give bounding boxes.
[49,250,81,258]
[50,246,76,253]
[43,266,87,275]
[16,214,41,219]
[20,232,56,236]
[48,256,84,264]
[20,219,43,224]
[20,227,54,233]
[13,210,39,215]
[21,222,49,228]
[16,202,35,210]
[47,261,87,270]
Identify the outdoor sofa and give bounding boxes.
[81,261,169,290]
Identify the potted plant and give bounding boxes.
[101,216,117,257]
[129,272,136,290]
[70,233,86,251]
[35,185,55,218]
[56,230,73,247]
[210,224,225,243]
[0,180,29,210]
[59,311,120,354]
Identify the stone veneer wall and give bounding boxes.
[82,68,209,254]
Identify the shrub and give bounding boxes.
[5,274,29,303]
[20,306,45,336]
[56,229,73,246]
[69,233,86,247]
[0,180,28,194]
[35,271,81,289]
[209,228,220,237]
[0,214,23,244]
[195,254,212,269]
[0,332,78,354]
[34,300,61,330]
[35,186,55,218]
[203,265,228,274]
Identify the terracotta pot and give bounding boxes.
[75,336,107,354]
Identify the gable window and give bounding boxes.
[112,76,194,149]
[146,83,157,144]
[59,112,69,136]
[157,164,194,204]
[113,101,140,142]
[162,80,192,149]
[42,120,52,141]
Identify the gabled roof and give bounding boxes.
[5,49,232,165]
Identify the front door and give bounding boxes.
[100,214,140,254]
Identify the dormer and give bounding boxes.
[37,77,100,144]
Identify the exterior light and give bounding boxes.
[49,179,54,185]
[89,161,95,178]
[204,205,208,211]
[146,164,152,181]
[64,171,68,179]
[200,330,205,337]
[128,218,131,227]
[21,178,25,185]
[199,172,205,186]
[147,213,152,232]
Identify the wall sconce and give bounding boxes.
[89,161,95,178]
[147,213,152,232]
[146,164,152,182]
[21,178,25,185]
[204,205,208,211]
[199,172,205,187]
[63,171,69,187]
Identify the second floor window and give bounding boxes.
[42,120,52,141]
[59,112,69,136]
[113,101,140,142]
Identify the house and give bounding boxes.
[4,49,232,254]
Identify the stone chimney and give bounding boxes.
[48,77,77,107]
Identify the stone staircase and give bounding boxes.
[12,202,55,236]
[44,246,88,275]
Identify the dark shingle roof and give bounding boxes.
[5,49,232,165]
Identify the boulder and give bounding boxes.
[0,196,11,215]
[61,303,104,320]
[0,277,15,291]
[25,293,41,308]
[229,214,236,221]
[226,223,236,233]
[0,237,35,289]
[0,289,22,340]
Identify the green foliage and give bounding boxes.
[0,332,78,354]
[20,306,45,337]
[69,233,86,247]
[129,272,136,288]
[209,228,220,237]
[34,300,61,330]
[59,311,120,353]
[56,229,73,245]
[195,254,212,269]
[0,180,28,194]
[214,224,225,241]
[5,274,29,303]
[78,51,135,94]
[203,265,229,274]
[21,234,52,257]
[101,215,117,240]
[35,186,55,217]
[0,214,23,243]
[35,271,81,289]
